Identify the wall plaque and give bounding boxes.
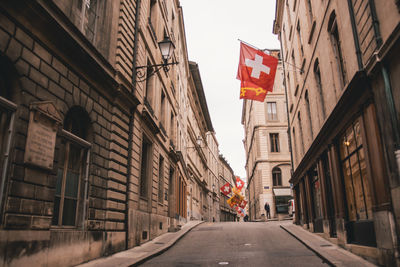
[24,102,62,170]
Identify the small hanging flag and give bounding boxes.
[220,182,232,196]
[239,199,247,209]
[236,41,278,102]
[235,176,245,190]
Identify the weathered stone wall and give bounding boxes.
[0,3,127,265]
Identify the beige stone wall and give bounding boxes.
[241,58,291,221]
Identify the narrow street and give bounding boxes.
[139,221,328,267]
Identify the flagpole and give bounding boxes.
[237,39,266,52]
[238,39,303,73]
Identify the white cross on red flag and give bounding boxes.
[236,42,278,102]
[235,176,245,190]
[220,182,231,196]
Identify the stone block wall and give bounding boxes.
[0,6,128,265]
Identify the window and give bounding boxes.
[160,90,166,134]
[266,102,277,121]
[296,20,304,56]
[340,119,373,221]
[149,0,158,40]
[328,11,347,87]
[70,0,100,43]
[305,90,313,138]
[0,57,17,218]
[52,107,91,227]
[169,112,175,145]
[145,60,156,115]
[158,156,164,203]
[291,50,299,90]
[306,0,313,24]
[272,167,282,186]
[292,127,298,164]
[270,133,280,152]
[298,112,305,155]
[140,136,152,198]
[314,59,326,118]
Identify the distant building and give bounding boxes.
[274,0,400,265]
[186,61,214,222]
[241,51,291,221]
[218,155,237,221]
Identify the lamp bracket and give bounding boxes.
[135,61,179,83]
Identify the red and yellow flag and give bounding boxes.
[236,42,278,102]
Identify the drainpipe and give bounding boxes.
[278,32,294,180]
[82,148,91,230]
[346,0,363,70]
[368,0,400,166]
[125,0,141,250]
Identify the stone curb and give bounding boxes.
[76,221,205,267]
[280,224,377,267]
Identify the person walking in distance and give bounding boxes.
[264,202,271,219]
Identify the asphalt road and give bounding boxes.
[138,220,329,267]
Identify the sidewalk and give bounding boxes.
[280,223,377,267]
[76,220,204,267]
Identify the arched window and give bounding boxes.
[272,167,282,186]
[52,106,91,227]
[328,11,347,87]
[0,55,17,217]
[314,59,326,119]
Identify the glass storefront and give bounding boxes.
[340,117,375,246]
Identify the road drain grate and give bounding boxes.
[320,244,332,247]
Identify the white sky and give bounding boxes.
[180,1,280,179]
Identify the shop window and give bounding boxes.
[340,119,373,221]
[272,167,282,186]
[310,167,323,232]
[52,107,91,227]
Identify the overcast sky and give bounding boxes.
[180,1,280,179]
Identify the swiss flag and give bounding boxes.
[236,42,278,102]
[239,199,247,209]
[235,176,245,190]
[220,182,231,196]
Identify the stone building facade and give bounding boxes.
[185,61,215,222]
[241,51,291,221]
[0,0,223,266]
[274,0,400,265]
[206,131,220,222]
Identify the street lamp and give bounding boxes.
[187,136,204,150]
[135,36,178,82]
